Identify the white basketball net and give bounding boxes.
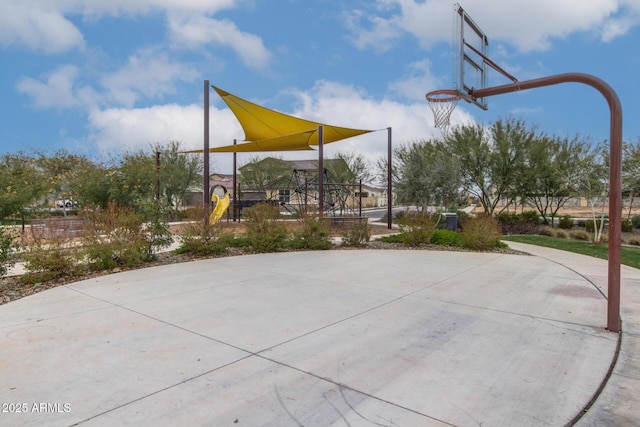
[426,91,460,130]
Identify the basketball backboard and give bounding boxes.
[452,3,518,111]
[453,3,489,110]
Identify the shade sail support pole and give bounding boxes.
[204,80,210,225]
[318,125,324,216]
[233,139,237,221]
[387,127,393,230]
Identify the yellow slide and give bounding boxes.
[210,193,230,224]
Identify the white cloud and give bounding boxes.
[344,0,639,53]
[342,9,403,52]
[167,15,272,69]
[88,103,242,155]
[0,0,243,53]
[0,1,85,53]
[387,59,442,101]
[16,65,97,108]
[101,48,200,108]
[78,0,237,17]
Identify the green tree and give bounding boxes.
[239,156,291,200]
[443,118,533,216]
[521,135,591,225]
[328,151,373,184]
[0,152,46,222]
[36,150,107,214]
[623,139,640,219]
[154,141,202,218]
[394,140,462,209]
[109,150,157,209]
[577,142,608,243]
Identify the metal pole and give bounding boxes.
[387,127,393,229]
[203,80,210,225]
[155,150,161,207]
[473,73,622,333]
[233,139,237,221]
[359,179,363,218]
[318,125,324,216]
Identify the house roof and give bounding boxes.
[185,87,374,153]
[238,157,346,173]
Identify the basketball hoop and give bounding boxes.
[426,89,461,131]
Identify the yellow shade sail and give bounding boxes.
[189,86,374,153]
[184,130,317,153]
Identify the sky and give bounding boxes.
[2,0,640,174]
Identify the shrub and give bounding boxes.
[291,215,332,250]
[570,230,591,241]
[622,219,633,232]
[497,210,541,235]
[341,220,371,247]
[430,229,464,247]
[0,226,20,278]
[21,235,84,283]
[538,226,556,237]
[455,210,470,230]
[632,215,640,229]
[175,218,234,256]
[500,221,540,235]
[628,235,640,246]
[244,203,289,253]
[397,211,436,246]
[585,220,595,233]
[558,215,574,230]
[81,203,164,270]
[460,215,503,250]
[377,234,404,244]
[586,217,608,233]
[520,210,541,225]
[555,229,569,239]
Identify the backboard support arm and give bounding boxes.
[473,73,622,333]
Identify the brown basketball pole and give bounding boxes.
[473,73,622,333]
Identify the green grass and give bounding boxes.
[503,235,640,269]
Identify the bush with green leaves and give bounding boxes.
[585,219,608,234]
[632,215,640,229]
[244,203,289,253]
[520,210,541,225]
[173,205,234,256]
[340,220,371,247]
[558,215,574,230]
[397,211,436,246]
[21,234,84,283]
[430,229,463,247]
[622,218,633,232]
[291,215,332,250]
[0,226,20,278]
[460,215,503,250]
[81,203,172,271]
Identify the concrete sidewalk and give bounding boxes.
[0,246,634,426]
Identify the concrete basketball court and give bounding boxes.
[1,244,638,426]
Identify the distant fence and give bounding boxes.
[30,217,86,239]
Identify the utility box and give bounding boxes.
[444,213,458,231]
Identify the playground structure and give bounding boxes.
[425,3,622,333]
[209,193,230,224]
[191,85,393,228]
[236,166,369,220]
